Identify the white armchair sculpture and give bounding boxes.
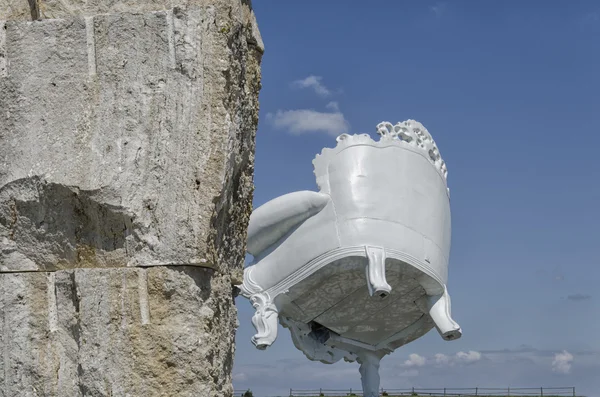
[239,120,461,396]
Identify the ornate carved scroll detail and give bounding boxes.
[249,292,279,349]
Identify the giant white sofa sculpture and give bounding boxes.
[239,120,461,396]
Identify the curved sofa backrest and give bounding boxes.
[313,133,451,284]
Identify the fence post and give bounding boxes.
[541,387,544,396]
[350,387,352,395]
[475,387,478,396]
[412,387,415,394]
[289,388,292,397]
[508,387,510,396]
[573,387,576,397]
[444,388,446,396]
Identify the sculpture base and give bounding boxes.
[358,351,386,397]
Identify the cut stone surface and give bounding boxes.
[0,1,262,273]
[0,266,238,397]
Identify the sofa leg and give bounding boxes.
[365,246,392,298]
[422,286,462,341]
[250,292,279,349]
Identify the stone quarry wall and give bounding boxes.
[0,0,263,395]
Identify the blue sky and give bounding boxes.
[233,2,600,396]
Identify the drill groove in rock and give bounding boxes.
[0,267,240,396]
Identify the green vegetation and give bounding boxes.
[241,389,253,397]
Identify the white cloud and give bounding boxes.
[431,351,481,367]
[434,353,451,365]
[401,351,481,369]
[403,353,427,367]
[266,109,349,136]
[232,349,600,397]
[291,75,332,97]
[456,351,482,364]
[552,351,574,374]
[326,101,340,112]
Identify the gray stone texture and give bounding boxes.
[0,266,239,396]
[0,0,262,395]
[0,0,263,272]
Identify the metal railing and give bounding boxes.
[288,387,578,396]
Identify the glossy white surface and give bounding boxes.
[239,120,461,396]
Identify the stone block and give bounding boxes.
[0,266,237,396]
[0,1,262,395]
[0,3,262,273]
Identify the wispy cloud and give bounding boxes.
[291,75,332,97]
[232,372,248,381]
[233,349,600,396]
[552,351,574,374]
[266,109,349,136]
[567,293,592,301]
[429,2,447,18]
[401,351,482,369]
[577,10,599,32]
[582,11,599,24]
[397,369,420,377]
[325,101,340,112]
[456,351,482,364]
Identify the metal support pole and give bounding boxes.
[541,387,544,396]
[475,387,478,395]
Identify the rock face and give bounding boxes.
[0,266,238,396]
[0,0,262,395]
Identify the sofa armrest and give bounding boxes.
[247,190,331,256]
